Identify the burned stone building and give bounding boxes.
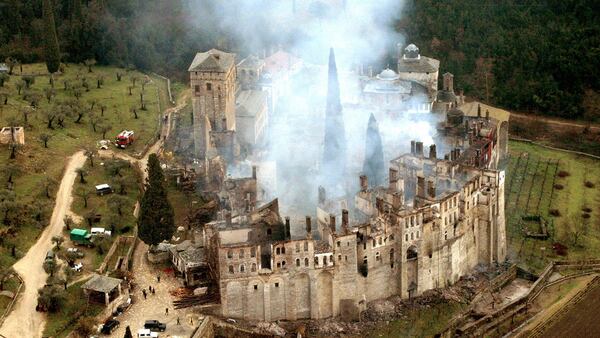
[187,42,507,322]
[201,110,507,321]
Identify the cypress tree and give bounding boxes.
[138,154,175,246]
[363,113,385,187]
[42,0,61,73]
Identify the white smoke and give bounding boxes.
[185,1,443,218]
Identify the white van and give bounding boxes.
[137,328,159,338]
[90,227,112,237]
[95,184,112,196]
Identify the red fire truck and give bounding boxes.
[115,130,135,148]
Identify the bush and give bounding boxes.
[549,209,561,217]
[74,316,96,338]
[582,207,592,213]
[557,171,570,178]
[584,181,595,188]
[553,184,564,190]
[37,286,66,312]
[120,225,132,234]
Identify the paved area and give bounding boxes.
[0,152,87,338]
[111,242,199,338]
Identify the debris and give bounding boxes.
[255,322,286,336]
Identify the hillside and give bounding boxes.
[0,62,167,271]
[397,0,600,120]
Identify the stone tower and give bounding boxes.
[321,48,346,194]
[363,113,385,187]
[189,49,237,159]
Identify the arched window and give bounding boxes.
[405,234,409,241]
[282,261,286,267]
[277,262,281,268]
[390,234,394,241]
[227,250,233,259]
[390,249,395,268]
[282,247,286,254]
[338,254,342,261]
[276,247,280,255]
[376,252,381,261]
[304,258,309,266]
[323,256,327,265]
[314,257,319,266]
[296,258,300,266]
[228,265,234,273]
[267,228,272,236]
[251,263,257,272]
[240,264,245,273]
[407,247,418,260]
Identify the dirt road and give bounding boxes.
[0,151,86,338]
[510,111,600,131]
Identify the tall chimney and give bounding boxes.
[285,216,291,239]
[375,197,384,214]
[429,144,437,159]
[305,216,312,237]
[392,191,402,210]
[318,186,326,204]
[416,142,424,156]
[410,140,416,155]
[427,179,436,198]
[389,168,398,190]
[225,211,232,225]
[417,176,425,198]
[342,209,349,231]
[359,174,368,192]
[485,110,490,120]
[329,214,336,234]
[252,165,257,179]
[443,72,454,92]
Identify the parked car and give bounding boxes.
[112,297,132,316]
[67,247,84,258]
[90,227,112,237]
[144,320,166,332]
[100,319,120,334]
[44,250,55,262]
[71,262,83,272]
[95,184,113,196]
[137,328,158,338]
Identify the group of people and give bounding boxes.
[141,274,161,299]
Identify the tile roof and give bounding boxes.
[188,49,235,72]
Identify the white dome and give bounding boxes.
[377,68,400,80]
[405,43,419,52]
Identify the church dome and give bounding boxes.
[404,44,420,59]
[376,68,400,80]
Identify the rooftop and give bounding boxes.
[81,274,122,293]
[398,55,440,73]
[188,49,235,72]
[236,90,268,117]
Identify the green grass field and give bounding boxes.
[506,140,600,272]
[0,63,168,271]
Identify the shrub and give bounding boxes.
[553,184,564,190]
[584,181,595,188]
[549,209,561,217]
[557,170,570,178]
